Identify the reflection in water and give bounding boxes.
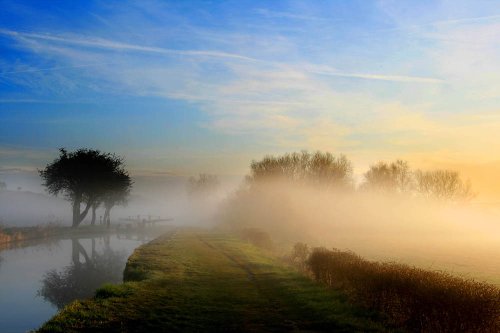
[38,236,127,309]
[0,228,167,332]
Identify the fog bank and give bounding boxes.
[219,181,500,285]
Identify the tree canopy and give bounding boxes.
[361,159,473,202]
[39,148,132,227]
[362,160,413,194]
[247,151,353,189]
[414,169,473,202]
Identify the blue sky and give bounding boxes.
[1,0,500,179]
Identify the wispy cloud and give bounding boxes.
[255,8,327,21]
[306,66,444,84]
[0,63,107,76]
[382,14,500,33]
[431,14,500,26]
[1,0,499,177]
[0,29,258,62]
[0,99,89,104]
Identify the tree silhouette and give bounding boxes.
[39,148,132,228]
[247,151,353,189]
[187,174,220,197]
[102,172,132,228]
[0,181,6,190]
[362,160,413,194]
[414,169,473,201]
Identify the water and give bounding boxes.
[0,233,152,333]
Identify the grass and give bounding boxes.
[306,247,500,332]
[38,229,391,332]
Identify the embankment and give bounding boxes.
[38,229,390,332]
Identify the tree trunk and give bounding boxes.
[72,195,92,228]
[90,203,97,226]
[72,197,81,228]
[79,201,91,222]
[104,206,111,228]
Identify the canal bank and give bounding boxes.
[0,229,158,333]
[38,230,388,332]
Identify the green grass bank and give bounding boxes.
[38,229,390,332]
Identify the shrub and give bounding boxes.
[288,242,310,272]
[238,228,274,250]
[306,247,500,332]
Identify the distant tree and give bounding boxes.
[187,174,220,197]
[247,151,353,189]
[0,181,6,190]
[39,148,132,228]
[414,169,473,201]
[362,160,413,193]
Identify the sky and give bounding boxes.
[1,0,500,199]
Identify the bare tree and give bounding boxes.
[247,151,353,189]
[414,169,473,201]
[362,160,413,193]
[187,174,220,197]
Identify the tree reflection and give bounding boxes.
[38,237,126,309]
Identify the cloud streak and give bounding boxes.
[2,28,446,85]
[0,29,258,62]
[307,67,444,84]
[255,8,327,21]
[1,0,499,179]
[0,63,107,76]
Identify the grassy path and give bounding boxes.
[38,230,390,332]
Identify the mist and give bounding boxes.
[0,171,240,230]
[2,163,498,286]
[218,180,500,285]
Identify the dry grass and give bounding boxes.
[306,247,500,332]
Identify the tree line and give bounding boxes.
[38,149,472,229]
[246,151,473,202]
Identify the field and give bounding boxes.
[38,229,390,332]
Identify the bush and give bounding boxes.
[238,228,274,250]
[307,247,500,332]
[287,242,310,272]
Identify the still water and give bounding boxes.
[0,233,152,333]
